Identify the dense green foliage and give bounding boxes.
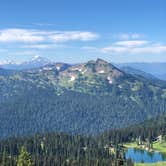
[0,89,142,137]
[101,113,166,144]
[1,87,166,138]
[0,133,133,166]
[0,114,166,166]
[1,59,166,138]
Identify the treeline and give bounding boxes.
[0,113,166,165]
[101,113,166,144]
[0,132,134,166]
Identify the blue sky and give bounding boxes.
[0,0,166,63]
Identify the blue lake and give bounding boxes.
[125,148,166,163]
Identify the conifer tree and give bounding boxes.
[1,147,7,166]
[17,146,33,166]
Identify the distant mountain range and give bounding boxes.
[117,63,166,80]
[0,68,18,76]
[119,66,156,79]
[1,58,166,138]
[0,56,52,70]
[1,57,166,80]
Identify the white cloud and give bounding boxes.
[131,45,166,54]
[115,33,144,40]
[33,23,54,26]
[11,51,40,56]
[22,44,66,49]
[23,44,51,49]
[114,40,149,47]
[50,31,99,42]
[102,40,166,55]
[0,29,44,43]
[0,28,99,43]
[102,46,130,54]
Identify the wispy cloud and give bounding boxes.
[50,32,99,42]
[114,33,144,40]
[11,51,40,56]
[102,40,166,55]
[114,40,149,47]
[81,46,99,52]
[22,44,67,49]
[33,23,55,26]
[0,28,99,43]
[0,29,44,43]
[0,49,8,52]
[23,44,52,49]
[1,28,166,60]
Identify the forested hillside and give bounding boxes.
[0,132,134,166]
[1,59,166,138]
[101,113,166,144]
[1,113,166,166]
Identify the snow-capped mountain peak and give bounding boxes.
[25,56,51,65]
[0,56,52,70]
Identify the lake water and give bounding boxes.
[125,148,166,163]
